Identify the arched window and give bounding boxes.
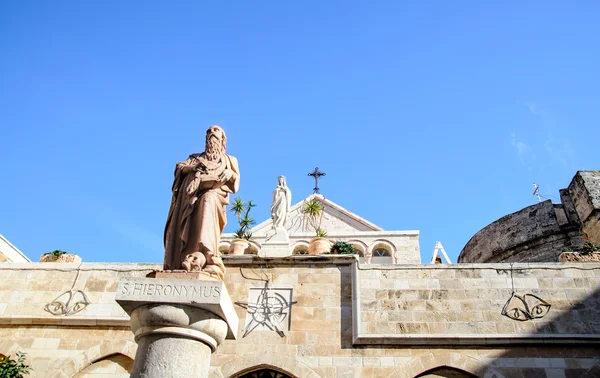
[293,247,309,255]
[373,248,390,257]
[219,243,231,255]
[292,242,310,256]
[368,241,395,264]
[245,243,260,255]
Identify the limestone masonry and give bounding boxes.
[1,170,599,378]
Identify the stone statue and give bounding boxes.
[270,176,292,229]
[164,125,240,280]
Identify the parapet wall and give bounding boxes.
[459,170,600,263]
[1,258,600,378]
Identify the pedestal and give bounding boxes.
[261,227,291,257]
[116,277,238,378]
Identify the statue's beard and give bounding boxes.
[205,135,224,161]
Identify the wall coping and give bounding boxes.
[2,260,600,270]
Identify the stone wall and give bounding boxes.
[1,258,600,378]
[459,170,599,263]
[568,171,600,244]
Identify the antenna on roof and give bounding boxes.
[532,183,541,203]
[430,241,452,264]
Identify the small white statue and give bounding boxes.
[270,176,292,229]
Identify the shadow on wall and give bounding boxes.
[389,285,600,378]
[477,284,600,378]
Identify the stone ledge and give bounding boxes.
[222,254,358,266]
[0,262,161,270]
[0,315,130,327]
[357,262,600,270]
[353,333,600,346]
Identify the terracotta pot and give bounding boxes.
[308,237,331,255]
[39,253,82,263]
[229,239,249,255]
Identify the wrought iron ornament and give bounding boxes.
[501,293,551,321]
[44,289,90,316]
[500,263,551,321]
[44,263,90,316]
[235,282,297,337]
[307,167,326,194]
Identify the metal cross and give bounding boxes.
[308,167,326,194]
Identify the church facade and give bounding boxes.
[1,171,600,378]
[220,194,421,265]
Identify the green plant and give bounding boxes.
[43,250,67,258]
[0,352,31,378]
[563,238,600,255]
[331,241,356,255]
[582,238,600,255]
[230,197,256,240]
[315,228,328,238]
[301,198,327,237]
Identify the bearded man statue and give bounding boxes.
[163,125,240,280]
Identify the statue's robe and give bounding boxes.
[270,186,291,228]
[164,153,240,273]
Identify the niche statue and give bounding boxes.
[163,125,240,280]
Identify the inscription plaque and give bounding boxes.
[115,277,238,339]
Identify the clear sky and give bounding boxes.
[1,1,598,264]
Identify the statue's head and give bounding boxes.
[205,125,227,160]
[278,176,286,187]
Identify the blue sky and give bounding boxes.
[1,1,598,264]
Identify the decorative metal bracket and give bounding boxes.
[235,282,297,337]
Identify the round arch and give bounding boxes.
[245,241,261,255]
[215,353,321,378]
[291,241,310,255]
[219,241,231,255]
[366,239,396,264]
[0,338,25,364]
[390,352,484,378]
[60,340,137,378]
[347,240,367,256]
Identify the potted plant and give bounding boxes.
[39,250,82,263]
[559,238,600,262]
[331,241,357,255]
[229,197,256,255]
[0,351,32,378]
[301,197,330,255]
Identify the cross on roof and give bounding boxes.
[308,167,326,194]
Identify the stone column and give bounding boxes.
[116,278,238,378]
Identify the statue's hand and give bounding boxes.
[177,163,195,174]
[219,169,235,183]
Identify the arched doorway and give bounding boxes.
[415,366,478,378]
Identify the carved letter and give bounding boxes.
[173,285,182,296]
[213,286,220,297]
[121,282,130,295]
[164,285,173,295]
